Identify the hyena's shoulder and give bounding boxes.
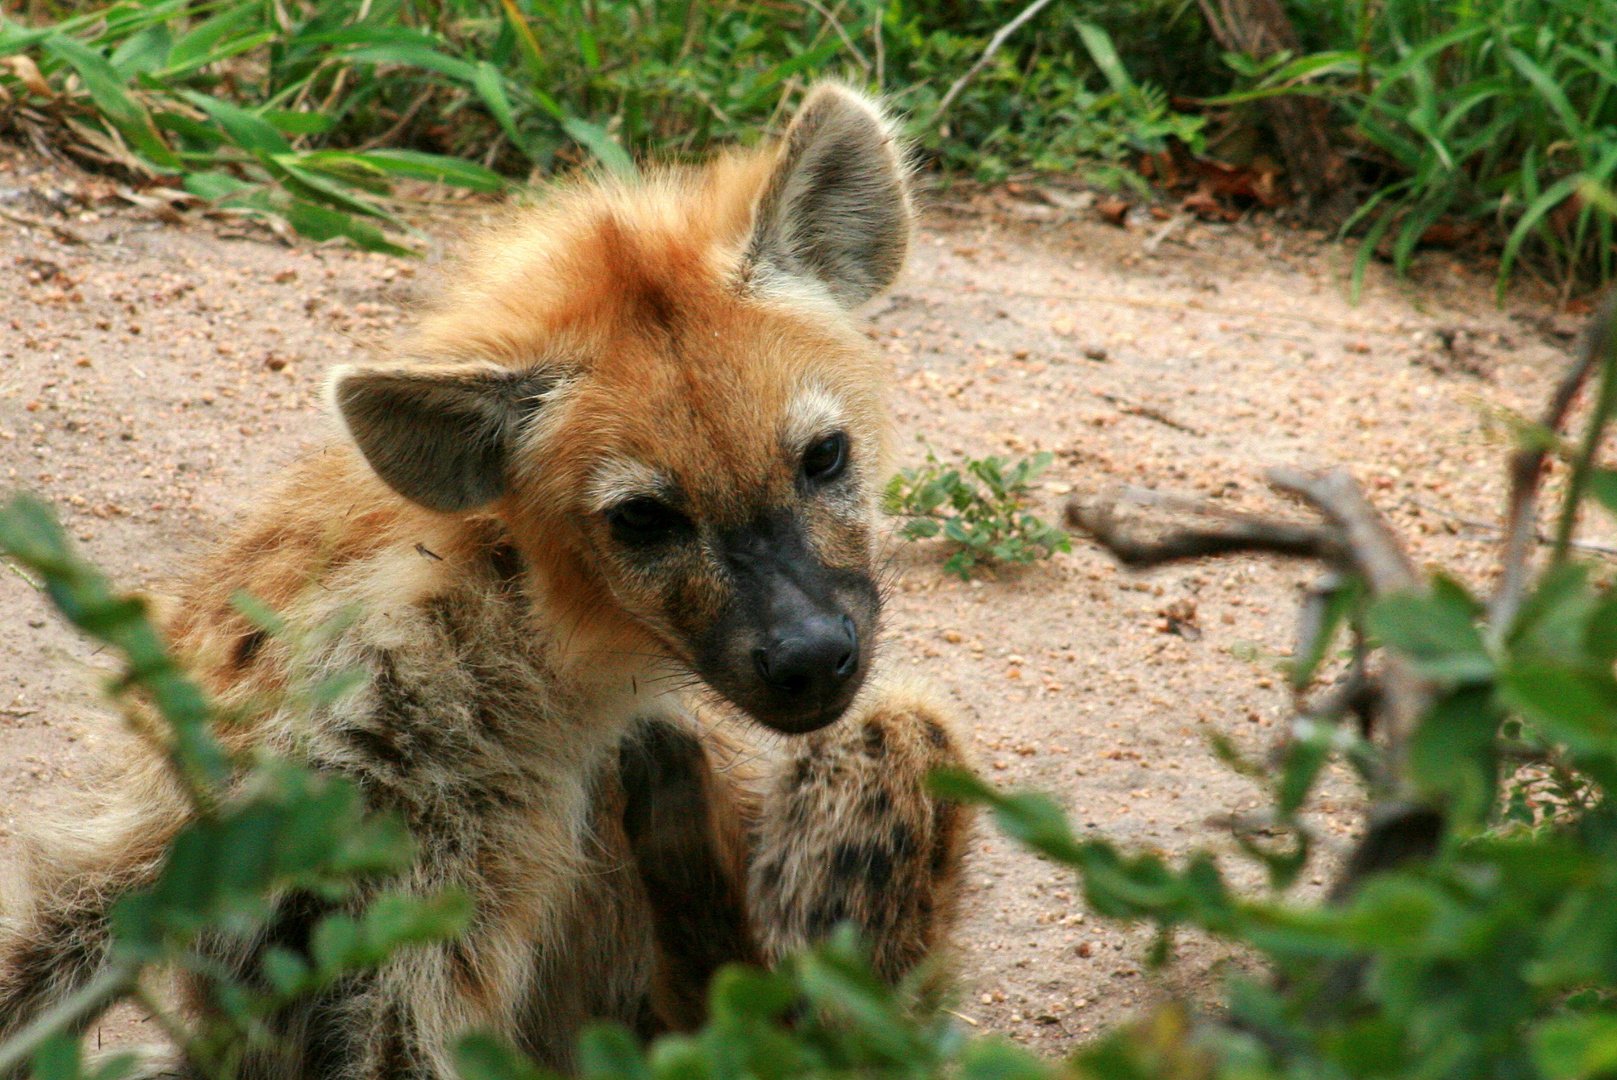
[159,448,604,758]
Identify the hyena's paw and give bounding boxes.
[748,687,973,981]
[618,719,760,1029]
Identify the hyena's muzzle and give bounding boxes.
[696,509,878,736]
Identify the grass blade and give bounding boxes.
[268,153,398,220]
[347,149,508,193]
[1499,172,1584,302]
[561,117,635,178]
[41,34,180,170]
[1507,45,1588,141]
[471,59,529,154]
[340,42,480,84]
[178,88,292,154]
[160,1,264,77]
[236,191,415,256]
[1076,21,1137,99]
[498,0,545,85]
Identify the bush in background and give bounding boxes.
[0,0,1212,247]
[6,0,1617,293]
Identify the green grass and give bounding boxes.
[0,0,1205,250]
[1220,0,1617,301]
[6,0,1617,298]
[1347,0,1617,302]
[1,0,895,251]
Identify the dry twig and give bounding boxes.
[1404,496,1617,557]
[355,85,437,152]
[0,207,85,244]
[800,0,870,74]
[1091,391,1203,435]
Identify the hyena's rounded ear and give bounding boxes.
[745,82,912,309]
[329,363,552,513]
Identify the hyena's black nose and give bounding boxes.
[754,614,858,699]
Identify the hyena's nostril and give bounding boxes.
[758,614,859,699]
[834,616,858,677]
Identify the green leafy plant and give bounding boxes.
[452,928,1048,1080]
[900,12,1207,182]
[1345,0,1617,302]
[883,444,1069,579]
[0,494,469,1080]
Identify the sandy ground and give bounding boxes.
[0,140,1593,1055]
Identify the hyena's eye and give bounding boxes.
[607,497,692,547]
[801,432,849,485]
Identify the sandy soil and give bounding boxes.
[0,140,1592,1055]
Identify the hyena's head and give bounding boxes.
[329,83,910,735]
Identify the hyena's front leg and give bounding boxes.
[747,688,973,982]
[618,719,762,1030]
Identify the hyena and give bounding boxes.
[0,82,972,1077]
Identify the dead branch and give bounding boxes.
[1326,804,1444,903]
[1266,468,1418,596]
[1273,469,1428,794]
[1068,468,1429,805]
[1404,496,1617,557]
[1066,492,1332,566]
[1310,660,1379,735]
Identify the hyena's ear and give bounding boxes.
[745,82,912,309]
[330,363,547,513]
